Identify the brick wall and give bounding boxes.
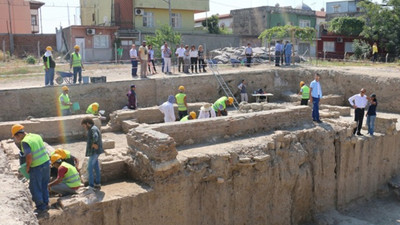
[0,34,56,57]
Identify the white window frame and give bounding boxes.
[143,12,154,28]
[171,13,182,28]
[121,40,133,46]
[299,19,311,28]
[344,42,354,53]
[93,35,110,49]
[323,41,335,52]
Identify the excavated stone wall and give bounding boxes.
[1,68,400,121]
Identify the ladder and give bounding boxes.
[207,60,239,110]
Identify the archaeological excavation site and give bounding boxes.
[2,68,400,225]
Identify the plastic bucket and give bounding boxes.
[19,163,30,179]
[72,102,80,111]
[82,76,89,84]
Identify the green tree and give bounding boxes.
[202,14,220,34]
[145,24,182,58]
[352,39,371,59]
[358,0,400,54]
[328,16,365,36]
[258,25,316,43]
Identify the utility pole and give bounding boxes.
[7,0,14,56]
[161,0,172,27]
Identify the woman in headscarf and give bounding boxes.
[159,95,176,122]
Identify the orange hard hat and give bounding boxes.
[50,154,62,164]
[54,148,67,159]
[11,124,24,137]
[92,103,99,111]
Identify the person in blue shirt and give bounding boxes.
[284,41,292,66]
[275,41,282,66]
[309,73,323,123]
[366,93,378,135]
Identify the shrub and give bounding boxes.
[352,39,371,60]
[26,55,36,64]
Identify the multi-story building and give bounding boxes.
[0,0,44,34]
[325,0,363,21]
[80,0,209,33]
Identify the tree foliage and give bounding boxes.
[358,0,400,55]
[328,16,365,36]
[258,25,316,43]
[352,39,371,59]
[202,14,220,34]
[145,24,181,58]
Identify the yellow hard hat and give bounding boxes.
[62,86,69,91]
[46,46,53,51]
[92,103,99,111]
[178,86,185,91]
[51,153,62,165]
[190,111,197,119]
[228,97,234,105]
[11,124,25,137]
[74,45,80,50]
[54,148,67,159]
[299,81,305,87]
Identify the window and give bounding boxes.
[121,40,133,46]
[93,35,110,48]
[143,12,154,27]
[345,42,354,53]
[171,13,182,28]
[333,5,340,13]
[31,15,37,26]
[299,20,310,28]
[323,41,335,52]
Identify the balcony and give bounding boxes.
[31,25,39,33]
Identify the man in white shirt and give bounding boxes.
[161,41,166,73]
[129,44,138,78]
[245,43,253,67]
[163,43,172,75]
[198,103,216,119]
[175,44,185,73]
[348,88,368,136]
[138,41,148,78]
[159,95,176,123]
[309,73,323,123]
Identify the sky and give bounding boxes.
[39,0,382,33]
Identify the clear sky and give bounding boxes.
[39,0,382,33]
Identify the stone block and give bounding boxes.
[320,95,344,106]
[320,105,351,116]
[102,139,115,150]
[375,117,398,135]
[122,120,140,133]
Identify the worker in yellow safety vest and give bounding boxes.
[48,154,81,196]
[11,124,50,215]
[70,45,84,84]
[180,111,197,121]
[86,102,99,115]
[43,46,56,86]
[50,148,80,178]
[298,81,310,105]
[212,96,234,116]
[175,86,188,120]
[59,86,73,116]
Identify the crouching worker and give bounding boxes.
[213,96,234,116]
[48,154,81,196]
[180,111,196,121]
[50,148,80,178]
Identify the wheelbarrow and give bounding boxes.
[55,71,74,85]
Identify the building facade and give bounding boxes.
[325,0,363,21]
[0,0,44,34]
[195,14,233,32]
[80,0,209,33]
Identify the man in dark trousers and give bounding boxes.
[348,88,368,135]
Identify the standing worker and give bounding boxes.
[175,44,185,73]
[11,124,50,215]
[138,40,148,78]
[86,102,99,115]
[180,111,197,121]
[309,73,322,123]
[238,79,248,103]
[175,86,188,120]
[59,86,73,116]
[159,95,176,123]
[81,117,104,190]
[130,44,138,78]
[48,154,81,196]
[70,45,84,84]
[213,96,234,116]
[348,88,368,136]
[43,46,56,86]
[275,41,282,67]
[372,42,378,62]
[245,43,253,67]
[298,81,310,105]
[366,93,378,136]
[163,43,172,75]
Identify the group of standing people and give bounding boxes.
[299,73,378,135]
[274,40,293,67]
[129,41,208,78]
